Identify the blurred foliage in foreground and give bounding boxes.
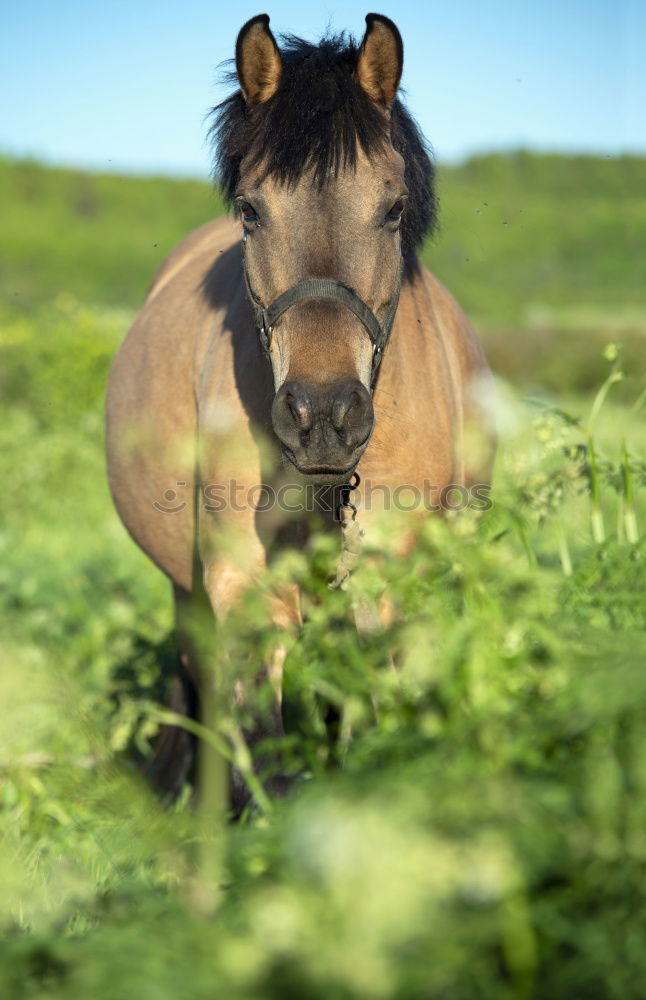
[1,152,645,395]
[1,152,644,996]
[0,292,644,997]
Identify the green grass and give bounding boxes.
[0,155,645,998]
[427,151,646,327]
[0,157,224,309]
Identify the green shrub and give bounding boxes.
[0,297,644,998]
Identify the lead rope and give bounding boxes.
[328,473,384,637]
[329,474,364,591]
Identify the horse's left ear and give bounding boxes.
[356,13,403,107]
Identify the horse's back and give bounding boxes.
[421,267,490,390]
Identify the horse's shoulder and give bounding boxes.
[145,216,239,303]
[412,265,467,328]
[415,264,490,377]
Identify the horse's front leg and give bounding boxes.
[199,512,300,815]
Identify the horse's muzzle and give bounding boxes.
[272,378,374,478]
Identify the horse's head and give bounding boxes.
[213,14,436,483]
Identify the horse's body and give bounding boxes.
[106,14,494,805]
[107,215,491,591]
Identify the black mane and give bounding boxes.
[209,32,437,276]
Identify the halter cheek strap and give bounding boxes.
[242,238,403,389]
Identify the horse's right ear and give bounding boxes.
[236,14,282,105]
[356,14,403,107]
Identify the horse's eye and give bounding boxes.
[386,199,405,224]
[238,200,260,226]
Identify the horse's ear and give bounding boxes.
[235,14,282,105]
[356,13,403,107]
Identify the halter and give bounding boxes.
[242,234,403,389]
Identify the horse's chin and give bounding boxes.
[280,447,357,487]
[297,468,356,487]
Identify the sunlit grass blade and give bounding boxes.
[557,521,573,576]
[622,439,639,545]
[588,437,605,544]
[588,371,623,433]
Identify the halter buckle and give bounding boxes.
[259,310,272,352]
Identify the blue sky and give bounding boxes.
[1,0,644,176]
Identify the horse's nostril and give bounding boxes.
[287,391,312,433]
[331,396,353,432]
[331,387,371,449]
[331,392,361,434]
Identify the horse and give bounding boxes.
[106,13,495,812]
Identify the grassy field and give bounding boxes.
[0,154,645,998]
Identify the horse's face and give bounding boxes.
[234,14,406,482]
[238,149,406,479]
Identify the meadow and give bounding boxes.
[0,152,644,998]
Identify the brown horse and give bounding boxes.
[106,13,495,809]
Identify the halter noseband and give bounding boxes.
[242,237,403,389]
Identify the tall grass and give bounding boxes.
[0,295,644,998]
